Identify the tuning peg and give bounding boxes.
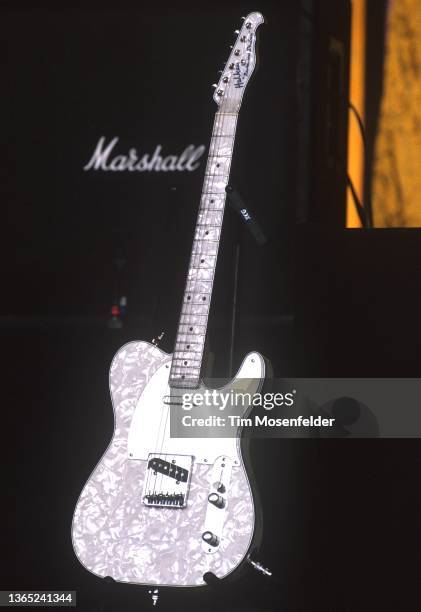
[241,16,245,20]
[229,45,233,49]
[234,29,240,34]
[212,83,218,88]
[217,69,223,74]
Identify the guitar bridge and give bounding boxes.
[142,453,193,508]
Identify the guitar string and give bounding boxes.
[169,108,226,499]
[140,30,252,504]
[148,119,225,497]
[150,33,253,505]
[152,106,229,503]
[152,72,242,503]
[184,102,233,382]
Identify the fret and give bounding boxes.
[180,310,209,317]
[173,349,203,357]
[175,333,206,341]
[174,344,203,352]
[171,365,201,372]
[196,210,224,217]
[188,256,217,265]
[200,191,227,195]
[187,273,213,284]
[170,372,201,380]
[200,198,224,210]
[179,316,207,325]
[185,281,212,288]
[179,313,208,321]
[194,230,220,240]
[169,378,201,389]
[183,285,212,293]
[191,247,218,256]
[183,285,212,290]
[177,324,207,330]
[182,303,210,309]
[184,287,212,299]
[181,305,210,314]
[182,294,211,301]
[172,358,203,364]
[173,350,201,361]
[192,239,219,247]
[197,207,224,213]
[179,319,208,329]
[196,223,222,227]
[200,187,227,194]
[188,260,217,271]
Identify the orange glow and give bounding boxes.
[346,0,366,228]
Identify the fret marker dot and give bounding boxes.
[201,259,204,263]
[189,327,193,331]
[202,297,206,301]
[205,231,209,235]
[187,345,190,349]
[184,361,187,365]
[187,295,191,300]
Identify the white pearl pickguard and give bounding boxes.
[71,341,265,587]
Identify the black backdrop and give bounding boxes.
[3,2,420,611]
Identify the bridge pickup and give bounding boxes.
[143,453,193,509]
[144,493,185,507]
[147,457,189,483]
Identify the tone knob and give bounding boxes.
[208,493,225,508]
[202,531,219,547]
[234,49,240,56]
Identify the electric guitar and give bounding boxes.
[72,12,266,587]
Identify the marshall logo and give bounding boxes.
[84,136,206,172]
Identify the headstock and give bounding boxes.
[213,12,264,112]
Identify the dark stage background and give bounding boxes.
[3,1,420,611]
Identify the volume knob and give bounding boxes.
[208,493,225,508]
[202,531,219,547]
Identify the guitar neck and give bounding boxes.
[169,110,238,389]
[168,11,264,389]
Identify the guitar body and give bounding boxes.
[72,340,265,587]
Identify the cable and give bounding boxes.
[348,102,367,151]
[347,101,373,227]
[347,174,368,228]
